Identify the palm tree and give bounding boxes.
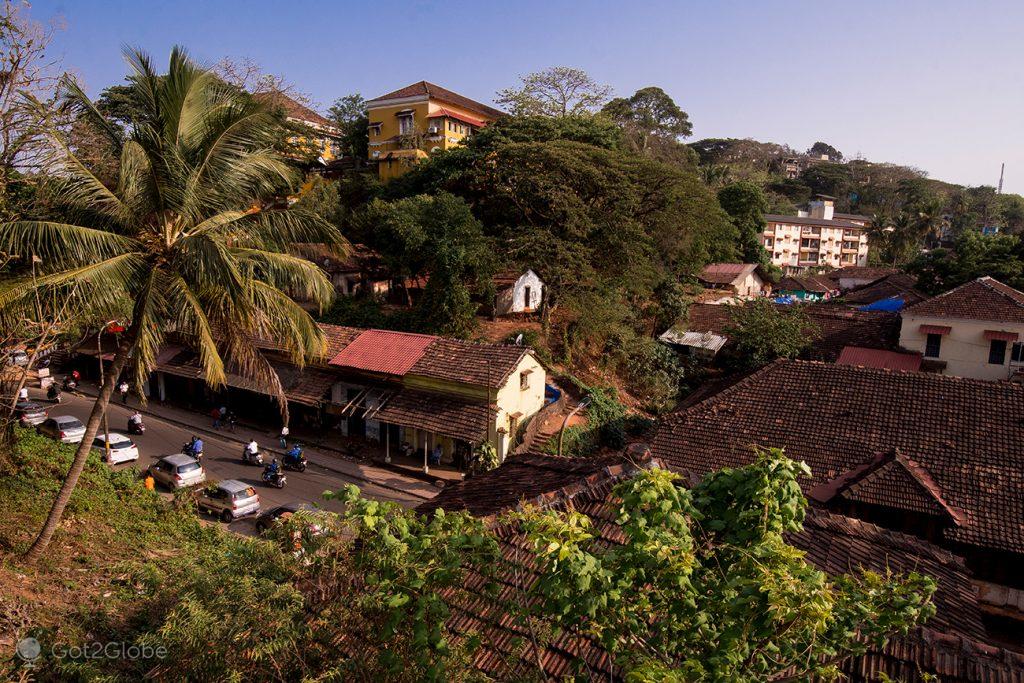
[0,47,346,562]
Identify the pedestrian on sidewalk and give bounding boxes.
[18,386,28,402]
[118,380,129,404]
[279,425,289,448]
[210,407,221,429]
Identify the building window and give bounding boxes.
[1011,342,1024,364]
[520,370,530,391]
[925,333,942,358]
[398,113,414,135]
[989,339,1007,365]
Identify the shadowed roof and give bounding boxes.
[904,276,1024,324]
[367,80,504,119]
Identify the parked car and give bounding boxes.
[6,350,29,366]
[14,401,47,427]
[147,454,206,490]
[36,415,86,443]
[196,479,261,522]
[254,502,318,534]
[91,432,139,465]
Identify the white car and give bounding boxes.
[148,454,206,490]
[37,415,86,443]
[91,432,140,465]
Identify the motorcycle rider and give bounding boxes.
[285,443,303,464]
[128,411,144,432]
[47,383,62,403]
[263,458,281,482]
[187,435,204,459]
[245,439,259,458]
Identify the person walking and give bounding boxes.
[118,380,129,404]
[18,386,28,402]
[279,425,289,448]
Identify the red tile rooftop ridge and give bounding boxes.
[904,276,1024,323]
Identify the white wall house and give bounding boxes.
[899,277,1024,381]
[494,270,544,316]
[697,263,769,298]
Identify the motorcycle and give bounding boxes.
[262,468,286,489]
[181,441,204,462]
[241,447,264,466]
[62,376,78,392]
[283,446,307,472]
[46,385,62,404]
[127,419,146,435]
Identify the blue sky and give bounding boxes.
[31,0,1024,193]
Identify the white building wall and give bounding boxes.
[493,353,546,458]
[899,315,1024,381]
[496,270,544,315]
[761,221,869,273]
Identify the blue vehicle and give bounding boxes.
[283,444,307,472]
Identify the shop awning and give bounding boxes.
[983,330,1019,342]
[374,390,494,443]
[919,324,951,335]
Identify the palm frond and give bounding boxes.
[59,76,125,153]
[0,221,140,267]
[231,248,336,311]
[0,252,144,310]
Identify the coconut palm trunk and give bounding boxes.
[1,47,346,561]
[24,322,137,562]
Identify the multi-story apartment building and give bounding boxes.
[761,196,870,273]
[366,81,503,181]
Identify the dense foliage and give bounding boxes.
[725,299,814,371]
[517,449,937,680]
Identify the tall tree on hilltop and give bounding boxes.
[328,92,369,159]
[0,47,346,561]
[602,86,692,148]
[495,66,612,117]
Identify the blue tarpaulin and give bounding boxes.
[773,295,797,305]
[858,296,905,312]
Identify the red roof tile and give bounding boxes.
[368,80,504,119]
[428,106,485,127]
[697,262,758,286]
[904,277,1024,324]
[837,345,922,371]
[253,91,337,130]
[652,360,1024,555]
[328,329,435,376]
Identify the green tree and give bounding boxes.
[355,193,493,336]
[800,162,852,204]
[495,66,612,117]
[601,86,694,166]
[906,231,1024,294]
[725,299,814,370]
[717,181,771,265]
[328,92,369,159]
[0,47,345,561]
[808,140,843,161]
[516,451,936,680]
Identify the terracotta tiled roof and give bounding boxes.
[317,324,362,360]
[765,214,866,229]
[374,389,494,442]
[827,266,900,284]
[651,360,1024,555]
[416,453,652,517]
[410,338,529,389]
[832,212,873,223]
[492,271,524,287]
[697,262,758,286]
[789,508,983,638]
[367,80,504,119]
[836,345,922,371]
[428,458,1018,680]
[329,329,435,376]
[428,106,485,127]
[685,302,901,362]
[778,274,837,294]
[253,91,337,130]
[904,277,1024,324]
[836,272,928,306]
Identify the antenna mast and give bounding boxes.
[998,163,1005,194]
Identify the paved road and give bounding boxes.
[33,391,427,535]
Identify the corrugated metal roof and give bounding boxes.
[328,329,435,376]
[837,346,922,372]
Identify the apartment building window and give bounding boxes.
[398,113,414,135]
[1011,342,1024,364]
[989,339,1007,365]
[924,333,942,358]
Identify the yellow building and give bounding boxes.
[366,80,503,181]
[255,91,343,163]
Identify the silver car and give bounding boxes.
[148,454,206,490]
[15,401,47,427]
[196,479,261,522]
[37,415,86,443]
